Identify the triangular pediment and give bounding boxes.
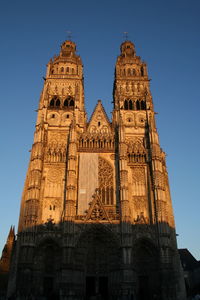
[86,192,110,222]
[87,100,111,135]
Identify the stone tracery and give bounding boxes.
[98,157,114,205]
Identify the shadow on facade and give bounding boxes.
[7,219,183,300]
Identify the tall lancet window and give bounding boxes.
[98,157,114,205]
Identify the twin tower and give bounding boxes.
[8,40,186,299]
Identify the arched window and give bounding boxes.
[64,99,68,107]
[129,100,133,110]
[56,99,60,107]
[136,100,140,110]
[128,68,131,76]
[132,69,136,76]
[141,100,146,110]
[63,96,74,109]
[72,68,74,74]
[141,66,144,76]
[60,67,64,73]
[98,157,114,205]
[50,99,55,107]
[66,67,69,73]
[124,100,128,110]
[69,99,74,107]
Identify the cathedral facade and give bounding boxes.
[7,40,186,300]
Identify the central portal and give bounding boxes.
[74,225,121,299]
[86,276,108,299]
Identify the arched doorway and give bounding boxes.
[133,239,160,300]
[74,224,121,299]
[33,238,61,299]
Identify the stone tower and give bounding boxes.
[7,40,186,300]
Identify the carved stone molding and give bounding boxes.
[98,157,113,188]
[132,196,147,211]
[86,193,110,222]
[132,167,145,183]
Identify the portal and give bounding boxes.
[85,276,108,299]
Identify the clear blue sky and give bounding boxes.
[0,0,200,260]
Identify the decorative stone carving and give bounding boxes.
[47,112,60,126]
[98,157,113,188]
[45,217,55,230]
[45,143,66,163]
[86,193,110,221]
[47,81,76,96]
[125,112,135,125]
[98,157,114,205]
[90,125,97,133]
[43,197,61,209]
[133,196,147,211]
[134,212,148,224]
[131,167,146,196]
[78,131,114,152]
[153,170,165,190]
[47,167,63,183]
[48,132,68,144]
[120,170,128,183]
[132,167,145,183]
[125,137,145,154]
[136,113,146,127]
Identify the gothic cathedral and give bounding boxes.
[7,40,186,300]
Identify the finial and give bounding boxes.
[67,30,72,41]
[123,32,129,41]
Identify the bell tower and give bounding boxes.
[112,40,173,225]
[112,40,185,299]
[18,40,86,232]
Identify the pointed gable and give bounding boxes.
[86,192,110,222]
[87,100,111,134]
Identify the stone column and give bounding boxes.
[62,121,78,299]
[118,122,136,298]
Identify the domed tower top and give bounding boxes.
[46,40,83,78]
[58,40,82,64]
[116,40,143,67]
[120,40,136,58]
